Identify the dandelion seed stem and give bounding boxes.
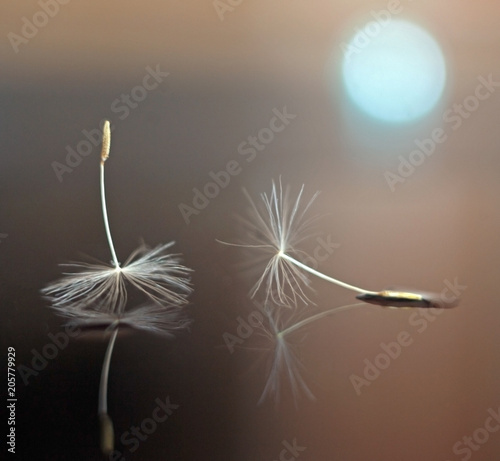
[278,302,365,338]
[279,252,377,295]
[99,121,120,268]
[98,326,118,416]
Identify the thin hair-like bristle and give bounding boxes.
[100,120,111,163]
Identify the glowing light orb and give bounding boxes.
[341,20,446,123]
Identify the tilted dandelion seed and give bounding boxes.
[221,179,459,310]
[41,120,193,454]
[219,179,376,308]
[222,179,459,403]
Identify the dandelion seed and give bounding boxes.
[225,180,459,402]
[219,179,376,307]
[42,121,192,314]
[222,179,460,310]
[41,120,193,455]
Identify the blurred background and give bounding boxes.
[1,1,499,460]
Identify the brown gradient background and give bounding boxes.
[1,1,499,460]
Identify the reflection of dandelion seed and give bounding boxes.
[256,305,314,404]
[258,290,458,403]
[257,302,365,404]
[223,180,459,403]
[96,303,192,455]
[60,304,191,336]
[41,121,192,455]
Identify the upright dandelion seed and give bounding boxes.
[42,120,193,454]
[43,121,191,314]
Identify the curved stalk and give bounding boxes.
[100,120,120,269]
[279,252,377,295]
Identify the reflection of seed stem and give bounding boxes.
[98,325,118,454]
[279,252,377,295]
[278,303,365,338]
[98,326,118,415]
[99,120,120,269]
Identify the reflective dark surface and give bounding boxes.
[2,2,500,460]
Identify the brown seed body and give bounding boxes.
[356,290,455,308]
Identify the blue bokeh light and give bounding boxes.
[341,20,446,124]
